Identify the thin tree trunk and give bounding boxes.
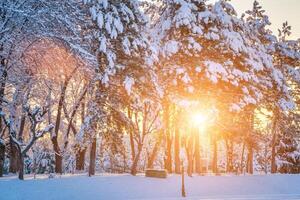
[247,145,253,174]
[212,137,218,174]
[240,140,245,174]
[147,130,163,169]
[174,123,180,174]
[186,134,194,176]
[271,133,277,173]
[226,139,233,173]
[264,143,268,174]
[246,107,255,174]
[89,138,97,176]
[181,160,186,197]
[18,152,24,180]
[0,59,7,177]
[166,136,172,173]
[127,108,135,162]
[0,141,4,177]
[52,138,62,174]
[76,100,86,171]
[52,80,68,174]
[163,101,172,173]
[129,131,135,162]
[63,85,88,150]
[131,143,142,175]
[271,110,278,173]
[194,128,201,174]
[17,114,26,141]
[0,60,7,134]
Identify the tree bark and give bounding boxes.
[18,152,24,180]
[52,138,62,174]
[181,161,186,197]
[52,80,69,174]
[17,113,26,141]
[0,142,5,177]
[163,101,172,173]
[247,145,253,174]
[212,137,218,174]
[246,107,254,174]
[186,134,194,176]
[127,108,135,162]
[0,59,7,177]
[240,140,245,174]
[194,128,201,174]
[88,138,97,176]
[271,132,277,173]
[9,142,19,173]
[76,100,86,171]
[147,131,163,169]
[174,123,180,174]
[226,139,233,173]
[0,59,7,134]
[165,136,172,173]
[271,110,278,173]
[76,148,86,171]
[131,143,142,175]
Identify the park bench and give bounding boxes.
[145,169,167,178]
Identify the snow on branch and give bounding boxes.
[1,106,54,155]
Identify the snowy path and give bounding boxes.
[1,174,300,200]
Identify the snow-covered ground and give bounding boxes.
[1,174,300,200]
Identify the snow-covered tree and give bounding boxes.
[265,21,300,173]
[149,0,286,173]
[153,0,278,109]
[84,0,155,84]
[276,112,300,173]
[1,0,300,179]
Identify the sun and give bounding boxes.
[191,112,207,127]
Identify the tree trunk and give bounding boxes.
[271,133,277,173]
[52,138,62,174]
[131,144,142,175]
[163,101,172,173]
[187,152,193,176]
[76,148,86,171]
[89,138,97,176]
[0,142,5,177]
[226,140,233,173]
[9,142,19,173]
[0,59,7,177]
[174,124,180,174]
[247,145,253,174]
[212,138,218,174]
[52,80,68,174]
[0,60,7,134]
[271,110,278,173]
[76,100,86,171]
[264,143,268,174]
[18,153,24,180]
[194,128,201,174]
[181,161,186,197]
[240,140,245,174]
[186,134,194,176]
[165,136,172,173]
[147,131,163,169]
[18,113,26,141]
[127,109,135,162]
[246,107,255,174]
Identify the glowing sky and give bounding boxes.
[210,0,300,39]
